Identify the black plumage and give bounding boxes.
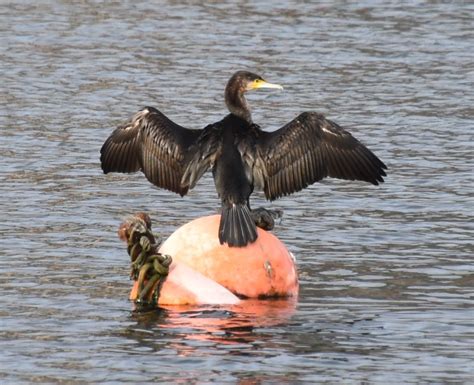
[100,70,387,247]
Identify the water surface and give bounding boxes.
[1,1,473,383]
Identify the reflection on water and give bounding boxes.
[1,1,473,383]
[130,299,297,346]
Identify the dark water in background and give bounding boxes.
[1,1,473,383]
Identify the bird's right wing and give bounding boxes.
[100,106,204,196]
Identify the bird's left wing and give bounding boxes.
[253,112,387,201]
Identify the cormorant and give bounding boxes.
[100,70,387,247]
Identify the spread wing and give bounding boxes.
[100,106,211,196]
[254,112,387,201]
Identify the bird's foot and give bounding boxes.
[250,207,283,231]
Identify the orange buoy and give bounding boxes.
[129,261,240,306]
[159,215,298,298]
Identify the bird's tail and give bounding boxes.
[219,203,258,247]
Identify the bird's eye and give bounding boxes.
[255,79,261,83]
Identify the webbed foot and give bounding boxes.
[250,207,283,231]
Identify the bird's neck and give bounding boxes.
[225,89,252,124]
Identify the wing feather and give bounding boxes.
[100,106,205,196]
[255,112,387,200]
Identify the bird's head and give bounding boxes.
[225,71,283,122]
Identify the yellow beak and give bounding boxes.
[248,79,284,91]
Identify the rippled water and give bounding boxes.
[1,1,473,383]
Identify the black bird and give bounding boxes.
[100,71,387,247]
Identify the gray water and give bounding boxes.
[1,1,473,383]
